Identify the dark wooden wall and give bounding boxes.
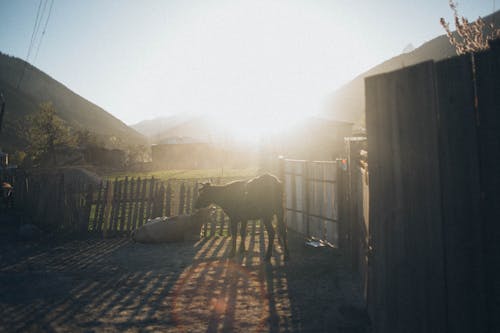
[364,41,499,333]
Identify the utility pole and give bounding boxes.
[0,93,5,133]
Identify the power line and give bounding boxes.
[32,0,49,53]
[17,0,46,89]
[26,0,43,63]
[33,0,55,63]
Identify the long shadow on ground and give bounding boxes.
[0,218,369,332]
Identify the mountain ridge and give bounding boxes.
[0,52,146,151]
[326,10,500,125]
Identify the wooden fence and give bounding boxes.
[8,173,243,237]
[364,40,500,333]
[87,177,232,237]
[342,137,369,299]
[281,158,342,246]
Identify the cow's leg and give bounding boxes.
[228,220,238,258]
[239,220,248,254]
[263,217,274,261]
[277,209,290,261]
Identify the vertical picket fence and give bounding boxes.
[87,177,231,236]
[9,173,242,237]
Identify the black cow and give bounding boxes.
[195,174,289,261]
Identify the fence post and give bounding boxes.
[337,159,348,250]
[185,185,192,214]
[154,183,166,218]
[60,174,68,231]
[100,180,111,233]
[137,177,147,227]
[131,177,141,230]
[192,182,199,212]
[165,182,172,217]
[81,183,94,233]
[108,178,119,233]
[92,181,103,232]
[179,182,186,215]
[119,177,129,231]
[146,176,155,220]
[126,178,135,231]
[305,161,311,237]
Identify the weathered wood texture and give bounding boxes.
[435,54,485,333]
[282,158,339,246]
[364,42,500,333]
[343,138,369,299]
[366,61,447,333]
[9,175,250,237]
[475,40,500,333]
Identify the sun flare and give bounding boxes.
[208,111,308,145]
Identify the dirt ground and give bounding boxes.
[0,214,370,333]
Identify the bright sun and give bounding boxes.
[211,112,307,144]
[146,1,347,140]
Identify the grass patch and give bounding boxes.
[103,167,259,181]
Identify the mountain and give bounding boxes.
[0,52,146,151]
[326,10,500,125]
[131,114,193,139]
[132,114,227,144]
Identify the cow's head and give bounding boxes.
[194,182,213,209]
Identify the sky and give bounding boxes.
[0,0,497,130]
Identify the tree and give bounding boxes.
[127,144,150,165]
[74,128,100,149]
[25,102,75,166]
[440,0,500,55]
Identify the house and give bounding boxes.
[259,117,353,171]
[151,137,221,169]
[151,136,258,170]
[84,147,127,169]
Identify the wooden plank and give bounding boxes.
[119,177,128,231]
[365,71,400,333]
[435,54,485,332]
[153,183,165,218]
[304,161,311,236]
[114,178,123,232]
[56,174,65,231]
[179,182,186,215]
[82,184,94,233]
[126,178,135,231]
[348,140,361,274]
[92,181,103,232]
[290,165,297,232]
[165,182,172,217]
[191,182,199,213]
[475,40,500,333]
[185,185,192,214]
[146,177,155,220]
[108,178,119,232]
[98,180,110,232]
[398,62,446,333]
[137,178,147,227]
[131,177,141,230]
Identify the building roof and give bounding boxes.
[155,136,208,145]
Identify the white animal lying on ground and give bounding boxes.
[131,208,211,243]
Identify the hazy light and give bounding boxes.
[135,0,356,141]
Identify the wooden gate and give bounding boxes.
[281,158,340,246]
